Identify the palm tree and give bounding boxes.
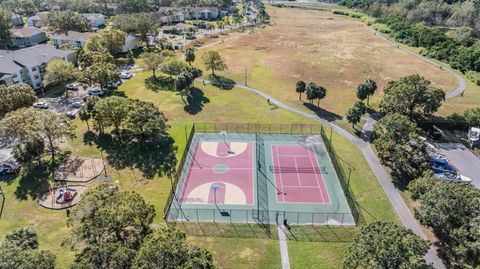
[296,80,306,101]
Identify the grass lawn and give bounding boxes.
[0,8,413,268]
[192,5,457,120]
[0,69,398,268]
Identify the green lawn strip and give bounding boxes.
[193,237,281,269]
[288,241,349,269]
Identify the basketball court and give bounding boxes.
[167,130,355,226]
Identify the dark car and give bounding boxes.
[0,161,20,176]
[424,125,443,141]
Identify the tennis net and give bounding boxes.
[269,165,326,174]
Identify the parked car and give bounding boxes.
[65,111,77,119]
[434,172,472,184]
[425,125,443,141]
[33,102,49,109]
[0,161,20,176]
[71,101,84,108]
[430,157,456,174]
[87,88,104,97]
[66,83,80,90]
[120,72,133,79]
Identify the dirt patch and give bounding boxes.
[199,6,457,115]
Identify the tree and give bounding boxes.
[48,10,91,33]
[78,49,114,68]
[296,80,306,101]
[346,100,367,128]
[68,184,155,250]
[356,78,377,105]
[133,227,215,269]
[0,8,12,49]
[380,74,445,120]
[78,107,91,131]
[82,62,120,90]
[305,82,326,106]
[306,82,317,104]
[112,13,152,46]
[5,227,38,250]
[372,113,429,181]
[202,51,227,76]
[185,47,196,66]
[71,243,136,269]
[160,57,187,78]
[344,221,430,268]
[138,52,164,78]
[0,84,37,118]
[0,108,75,162]
[125,100,168,140]
[100,28,126,55]
[84,29,126,55]
[415,181,480,267]
[314,85,327,107]
[0,227,56,269]
[408,173,439,200]
[93,96,131,137]
[44,58,76,87]
[12,136,45,167]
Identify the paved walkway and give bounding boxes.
[277,225,291,269]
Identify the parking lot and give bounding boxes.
[433,143,480,189]
[34,69,134,119]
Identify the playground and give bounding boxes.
[54,157,104,182]
[39,184,87,210]
[166,125,355,226]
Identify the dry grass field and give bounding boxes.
[196,6,457,117]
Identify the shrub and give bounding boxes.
[466,71,480,85]
[373,23,391,34]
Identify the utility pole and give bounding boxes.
[244,68,248,86]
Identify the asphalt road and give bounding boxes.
[434,143,480,188]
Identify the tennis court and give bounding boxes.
[271,144,330,204]
[166,125,356,226]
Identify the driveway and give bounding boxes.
[433,143,480,188]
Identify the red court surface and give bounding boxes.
[180,141,254,205]
[271,145,330,204]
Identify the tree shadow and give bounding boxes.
[94,133,177,179]
[184,87,210,115]
[14,164,51,200]
[83,131,97,146]
[303,103,342,121]
[144,75,175,92]
[208,74,235,90]
[14,152,70,200]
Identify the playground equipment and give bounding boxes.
[468,127,480,148]
[39,184,87,210]
[54,186,78,204]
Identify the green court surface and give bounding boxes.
[166,131,355,226]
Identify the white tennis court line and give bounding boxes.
[303,147,325,202]
[275,154,311,157]
[189,167,254,170]
[292,157,302,186]
[306,145,330,203]
[274,145,285,203]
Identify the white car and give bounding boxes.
[71,101,84,108]
[87,88,104,97]
[33,102,49,109]
[120,72,133,79]
[434,172,473,184]
[66,83,80,90]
